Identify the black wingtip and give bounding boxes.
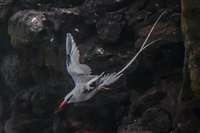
[66,54,71,66]
[66,33,73,66]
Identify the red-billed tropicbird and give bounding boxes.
[59,10,167,109]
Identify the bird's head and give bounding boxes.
[59,94,73,109]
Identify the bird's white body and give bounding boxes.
[59,10,167,108]
[64,75,99,103]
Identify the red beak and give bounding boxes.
[59,101,68,109]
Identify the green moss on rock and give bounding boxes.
[181,0,200,100]
[189,46,200,99]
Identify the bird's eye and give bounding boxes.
[89,82,96,87]
[67,95,73,101]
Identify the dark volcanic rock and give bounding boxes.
[8,7,90,48]
[20,0,40,9]
[1,0,197,133]
[0,55,35,91]
[80,0,107,25]
[0,23,13,62]
[119,75,182,133]
[53,0,85,8]
[0,0,15,22]
[96,11,123,43]
[8,10,45,48]
[80,0,127,25]
[7,8,89,70]
[19,0,54,9]
[43,7,90,41]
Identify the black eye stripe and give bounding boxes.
[89,82,96,87]
[67,95,73,101]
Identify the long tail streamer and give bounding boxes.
[116,9,167,76]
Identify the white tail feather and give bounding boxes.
[116,10,167,76]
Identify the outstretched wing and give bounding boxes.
[98,73,123,89]
[66,33,92,83]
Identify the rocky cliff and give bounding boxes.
[0,0,199,133]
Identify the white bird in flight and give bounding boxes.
[59,10,167,109]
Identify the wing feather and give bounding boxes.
[66,33,92,83]
[98,73,122,88]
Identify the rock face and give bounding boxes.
[0,0,198,133]
[178,0,200,132]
